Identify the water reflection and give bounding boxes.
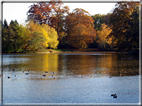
[2,53,139,79]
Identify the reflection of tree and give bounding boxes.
[3,54,139,77]
[60,55,97,77]
[3,54,59,73]
[94,55,113,76]
[27,54,59,72]
[112,59,139,76]
[46,54,58,72]
[89,54,139,76]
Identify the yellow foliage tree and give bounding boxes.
[27,21,59,50]
[27,21,49,48]
[41,24,59,49]
[97,23,113,49]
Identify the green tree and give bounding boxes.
[16,24,31,52]
[27,32,46,51]
[2,20,20,52]
[2,20,31,52]
[3,19,8,28]
[26,21,48,51]
[9,20,20,52]
[2,19,10,52]
[91,14,105,31]
[91,13,111,31]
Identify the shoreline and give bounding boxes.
[2,49,139,56]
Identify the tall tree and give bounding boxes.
[65,8,96,49]
[27,0,69,41]
[26,21,49,51]
[27,21,59,50]
[2,19,10,52]
[2,20,27,52]
[91,13,111,31]
[3,19,8,28]
[109,1,139,51]
[91,14,105,31]
[41,24,59,49]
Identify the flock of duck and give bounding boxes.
[1,68,117,99]
[1,69,56,80]
[42,71,56,79]
[111,94,117,98]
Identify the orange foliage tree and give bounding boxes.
[27,0,69,41]
[65,8,96,49]
[96,23,113,49]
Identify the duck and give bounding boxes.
[25,73,29,75]
[111,94,116,96]
[8,76,11,79]
[15,75,17,77]
[111,94,117,98]
[113,94,117,98]
[42,75,46,77]
[54,77,56,79]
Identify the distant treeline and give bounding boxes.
[2,0,140,53]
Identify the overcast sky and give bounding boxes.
[2,0,140,25]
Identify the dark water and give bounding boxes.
[1,53,140,104]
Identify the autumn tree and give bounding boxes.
[68,24,88,49]
[91,13,111,31]
[27,21,59,50]
[27,0,69,41]
[2,20,59,53]
[65,8,96,49]
[41,24,59,49]
[97,23,113,49]
[110,1,139,51]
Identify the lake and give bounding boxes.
[1,52,140,105]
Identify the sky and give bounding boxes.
[2,0,140,25]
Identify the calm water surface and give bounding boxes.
[1,53,140,104]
